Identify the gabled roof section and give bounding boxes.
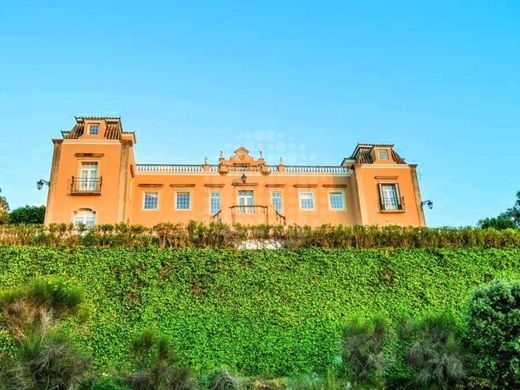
[62,116,136,143]
[348,143,406,164]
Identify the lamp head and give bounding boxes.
[241,173,247,183]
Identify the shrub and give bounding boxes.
[464,281,520,388]
[0,223,519,249]
[207,369,243,390]
[398,313,465,389]
[0,277,90,389]
[17,331,90,389]
[340,317,388,386]
[125,329,195,390]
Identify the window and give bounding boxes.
[89,124,99,135]
[237,190,254,214]
[379,150,389,160]
[79,162,98,191]
[143,192,158,210]
[379,183,402,210]
[271,191,282,212]
[74,209,96,228]
[210,192,221,214]
[329,191,345,210]
[299,192,315,210]
[176,192,191,210]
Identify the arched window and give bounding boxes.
[74,209,96,228]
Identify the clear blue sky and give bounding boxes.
[0,1,519,227]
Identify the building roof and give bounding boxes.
[349,143,406,164]
[63,116,133,141]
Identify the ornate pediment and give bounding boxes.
[230,146,255,163]
[218,146,267,173]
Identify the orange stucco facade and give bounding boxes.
[44,117,427,227]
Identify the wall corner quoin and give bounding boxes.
[44,139,64,224]
[409,164,426,226]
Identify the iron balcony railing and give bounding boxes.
[70,177,102,194]
[380,197,405,211]
[275,210,286,225]
[211,209,222,222]
[230,205,268,215]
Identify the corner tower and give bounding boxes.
[44,117,136,226]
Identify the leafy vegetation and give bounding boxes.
[9,205,46,225]
[0,246,518,381]
[464,281,520,388]
[1,222,519,249]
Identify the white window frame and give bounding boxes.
[209,191,221,214]
[88,123,100,135]
[73,209,96,228]
[379,149,389,160]
[298,191,315,211]
[237,190,255,214]
[175,191,191,211]
[270,190,283,213]
[328,191,346,211]
[78,161,99,192]
[379,183,402,211]
[143,192,159,210]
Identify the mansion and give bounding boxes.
[44,117,427,227]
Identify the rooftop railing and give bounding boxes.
[136,164,350,174]
[136,164,207,173]
[284,165,350,174]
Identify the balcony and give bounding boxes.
[380,197,405,212]
[70,177,102,195]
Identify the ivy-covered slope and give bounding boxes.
[0,247,518,376]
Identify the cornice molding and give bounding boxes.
[138,184,164,188]
[75,153,104,158]
[322,184,347,188]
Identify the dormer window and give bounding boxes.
[379,150,389,160]
[89,124,99,135]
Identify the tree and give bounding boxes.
[464,281,520,388]
[478,191,520,229]
[9,205,46,224]
[0,188,9,224]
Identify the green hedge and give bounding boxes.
[1,223,519,249]
[0,246,519,377]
